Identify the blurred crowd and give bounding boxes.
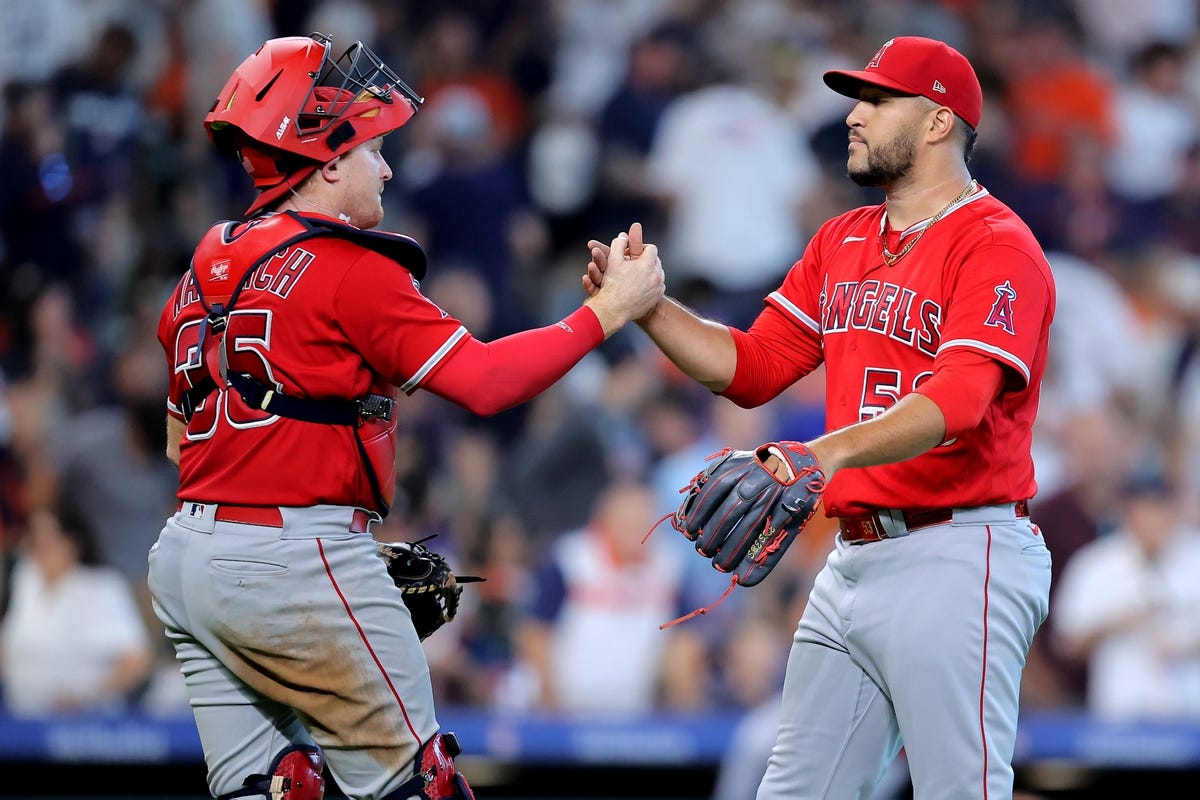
[2,0,1200,734]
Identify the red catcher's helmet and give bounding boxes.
[204,32,423,215]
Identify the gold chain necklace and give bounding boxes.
[880,180,977,266]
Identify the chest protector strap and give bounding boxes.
[180,212,427,514]
[181,211,424,423]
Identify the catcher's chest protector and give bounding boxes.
[182,212,427,511]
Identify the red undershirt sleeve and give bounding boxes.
[722,305,824,408]
[913,349,1006,439]
[419,306,605,416]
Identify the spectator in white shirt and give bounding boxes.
[645,44,821,327]
[512,479,704,715]
[0,501,152,716]
[1053,473,1200,719]
[1104,41,1200,207]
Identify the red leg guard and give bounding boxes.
[269,746,326,800]
[218,744,325,800]
[383,732,475,800]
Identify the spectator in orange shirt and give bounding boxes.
[410,9,531,156]
[998,12,1116,183]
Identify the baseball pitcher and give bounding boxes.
[588,36,1054,800]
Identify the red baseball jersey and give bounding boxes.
[157,213,468,510]
[765,185,1054,516]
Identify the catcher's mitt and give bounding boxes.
[672,441,825,590]
[376,535,484,640]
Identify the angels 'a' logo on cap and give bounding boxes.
[867,38,895,69]
[985,280,1017,335]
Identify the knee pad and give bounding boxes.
[382,732,475,800]
[218,744,326,800]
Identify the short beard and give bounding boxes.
[848,125,918,187]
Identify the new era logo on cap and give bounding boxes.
[822,36,982,128]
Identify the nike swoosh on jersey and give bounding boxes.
[841,235,868,243]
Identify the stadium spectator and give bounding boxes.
[1031,251,1147,496]
[400,78,546,327]
[0,83,87,316]
[589,22,698,239]
[511,479,704,715]
[1053,472,1200,718]
[0,499,152,716]
[48,334,177,612]
[1070,0,1198,70]
[997,10,1117,186]
[1103,41,1200,248]
[644,33,822,328]
[1026,402,1149,709]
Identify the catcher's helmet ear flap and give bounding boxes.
[204,32,423,214]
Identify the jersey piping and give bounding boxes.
[938,338,1030,383]
[400,326,469,393]
[766,292,821,334]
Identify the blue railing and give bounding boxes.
[2,708,1200,768]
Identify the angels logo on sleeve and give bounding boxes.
[985,280,1017,335]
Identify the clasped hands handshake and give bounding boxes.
[580,222,664,338]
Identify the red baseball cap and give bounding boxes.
[823,36,982,129]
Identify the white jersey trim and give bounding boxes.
[938,338,1030,384]
[767,291,821,334]
[401,325,469,393]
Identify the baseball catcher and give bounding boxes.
[662,441,825,626]
[376,535,485,641]
[152,25,662,800]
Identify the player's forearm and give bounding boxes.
[425,306,604,416]
[807,392,947,479]
[637,298,737,391]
